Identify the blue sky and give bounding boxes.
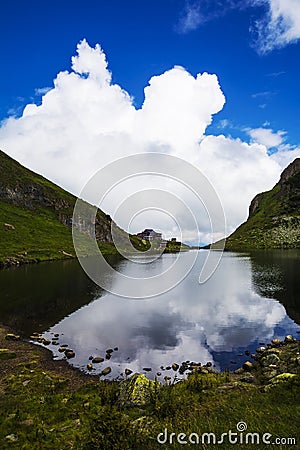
[1,0,300,145]
[1,0,300,242]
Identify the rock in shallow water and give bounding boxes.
[64,349,75,359]
[101,367,111,376]
[92,357,104,364]
[256,347,266,353]
[243,361,253,371]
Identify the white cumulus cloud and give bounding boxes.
[0,40,299,242]
[247,127,286,148]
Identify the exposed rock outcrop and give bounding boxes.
[225,158,300,249]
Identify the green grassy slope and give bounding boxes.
[0,150,126,266]
[225,159,300,249]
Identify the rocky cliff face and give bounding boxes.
[225,158,300,249]
[0,150,136,267]
[0,150,116,245]
[249,158,300,218]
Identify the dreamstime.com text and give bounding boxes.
[157,422,297,446]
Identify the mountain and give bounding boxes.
[0,150,144,267]
[224,158,300,249]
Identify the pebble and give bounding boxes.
[243,361,253,371]
[64,349,75,359]
[6,434,18,442]
[143,367,152,372]
[256,347,266,353]
[5,333,20,341]
[92,357,104,364]
[125,368,133,376]
[172,363,179,371]
[101,367,111,376]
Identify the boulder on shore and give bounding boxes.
[119,373,160,407]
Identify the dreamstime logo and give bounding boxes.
[157,422,297,446]
[236,421,247,432]
[72,153,226,298]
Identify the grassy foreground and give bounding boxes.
[1,326,299,449]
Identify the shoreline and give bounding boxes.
[0,323,98,391]
[1,321,299,386]
[0,246,190,270]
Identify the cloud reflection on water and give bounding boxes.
[46,251,294,377]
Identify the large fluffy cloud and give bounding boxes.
[0,40,299,242]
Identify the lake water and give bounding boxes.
[0,250,299,379]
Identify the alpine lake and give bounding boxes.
[1,249,299,380]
